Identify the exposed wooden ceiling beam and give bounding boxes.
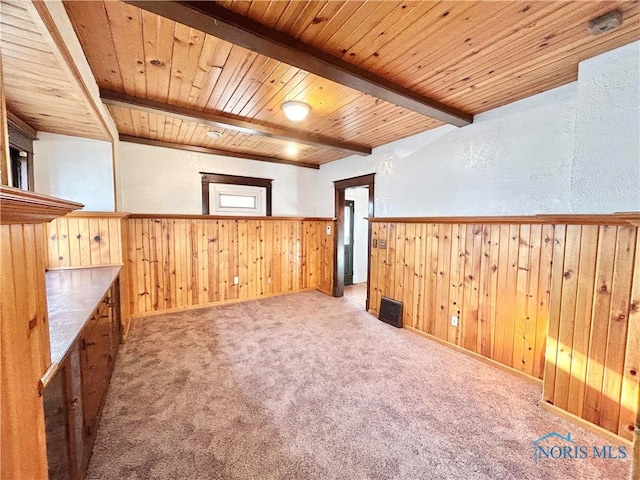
[101,89,370,156]
[125,1,473,128]
[119,135,320,170]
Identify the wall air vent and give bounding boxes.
[378,297,403,328]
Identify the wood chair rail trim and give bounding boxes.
[0,186,83,225]
[366,214,640,225]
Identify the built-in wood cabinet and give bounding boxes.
[42,272,121,480]
[81,281,121,453]
[0,185,125,480]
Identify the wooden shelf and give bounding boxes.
[0,186,83,225]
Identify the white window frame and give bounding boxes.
[210,184,266,216]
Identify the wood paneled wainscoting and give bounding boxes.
[46,212,133,336]
[368,215,640,443]
[126,215,335,317]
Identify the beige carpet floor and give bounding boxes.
[88,291,631,480]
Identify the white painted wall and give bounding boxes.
[345,187,369,284]
[317,83,577,217]
[317,41,640,217]
[116,141,318,216]
[571,42,640,213]
[33,132,115,211]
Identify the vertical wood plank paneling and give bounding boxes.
[494,224,511,365]
[554,225,582,411]
[414,224,426,331]
[367,217,638,442]
[487,224,501,361]
[404,224,415,328]
[600,226,636,434]
[449,224,464,345]
[126,217,335,315]
[567,225,598,417]
[583,226,617,426]
[524,225,541,376]
[533,224,553,380]
[426,223,439,336]
[478,225,491,357]
[543,224,567,403]
[370,222,380,313]
[619,232,640,439]
[435,224,452,340]
[513,224,531,374]
[46,214,126,269]
[1,224,49,479]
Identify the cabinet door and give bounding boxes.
[43,367,72,480]
[81,319,109,443]
[108,280,122,360]
[66,345,87,480]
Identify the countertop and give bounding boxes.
[46,266,121,366]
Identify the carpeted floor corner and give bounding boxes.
[88,291,631,480]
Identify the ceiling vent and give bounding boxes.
[588,9,622,35]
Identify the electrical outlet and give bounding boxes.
[268,277,272,284]
[233,276,239,285]
[326,225,331,235]
[451,315,459,327]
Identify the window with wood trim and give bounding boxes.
[201,172,273,216]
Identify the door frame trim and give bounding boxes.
[333,173,375,309]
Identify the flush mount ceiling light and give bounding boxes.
[206,131,222,139]
[281,101,310,122]
[285,144,299,156]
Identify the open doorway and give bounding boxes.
[343,187,369,306]
[333,174,375,310]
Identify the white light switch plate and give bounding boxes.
[451,315,459,327]
[233,276,239,285]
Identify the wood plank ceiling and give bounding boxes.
[0,0,111,141]
[59,1,640,167]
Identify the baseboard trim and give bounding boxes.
[540,402,633,448]
[403,325,543,387]
[130,288,316,319]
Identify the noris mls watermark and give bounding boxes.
[532,432,628,462]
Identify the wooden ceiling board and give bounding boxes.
[0,0,110,141]
[413,2,636,100]
[108,104,343,165]
[441,11,640,112]
[62,0,639,165]
[64,0,451,163]
[218,1,639,116]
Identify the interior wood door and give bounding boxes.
[344,200,355,286]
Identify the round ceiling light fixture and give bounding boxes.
[281,100,310,122]
[285,144,299,156]
[206,131,222,139]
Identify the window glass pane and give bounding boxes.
[219,194,256,209]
